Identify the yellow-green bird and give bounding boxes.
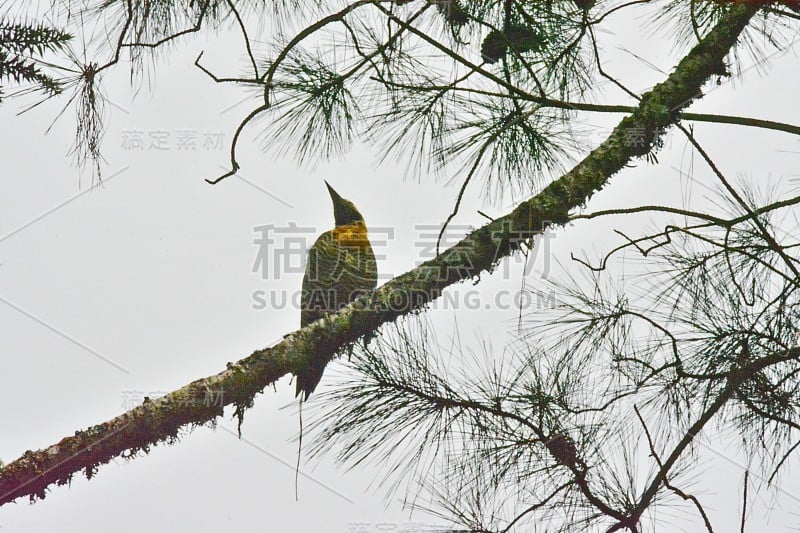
[297,181,377,400]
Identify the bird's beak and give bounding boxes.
[324,180,362,226]
[325,180,345,206]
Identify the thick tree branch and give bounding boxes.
[0,1,760,507]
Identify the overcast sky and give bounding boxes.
[1,2,799,532]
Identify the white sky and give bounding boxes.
[1,2,799,531]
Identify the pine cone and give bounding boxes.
[437,0,469,27]
[481,25,545,64]
[572,0,596,11]
[545,434,577,467]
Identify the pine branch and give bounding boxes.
[0,19,71,100]
[0,1,761,507]
[0,21,72,55]
[0,50,63,97]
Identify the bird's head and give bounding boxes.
[325,181,364,227]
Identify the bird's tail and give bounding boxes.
[295,359,326,400]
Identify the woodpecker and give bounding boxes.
[297,181,377,400]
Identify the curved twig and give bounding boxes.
[206,104,268,184]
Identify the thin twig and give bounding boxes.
[119,0,209,50]
[634,406,715,532]
[677,123,800,280]
[500,481,572,533]
[226,0,260,79]
[740,470,748,533]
